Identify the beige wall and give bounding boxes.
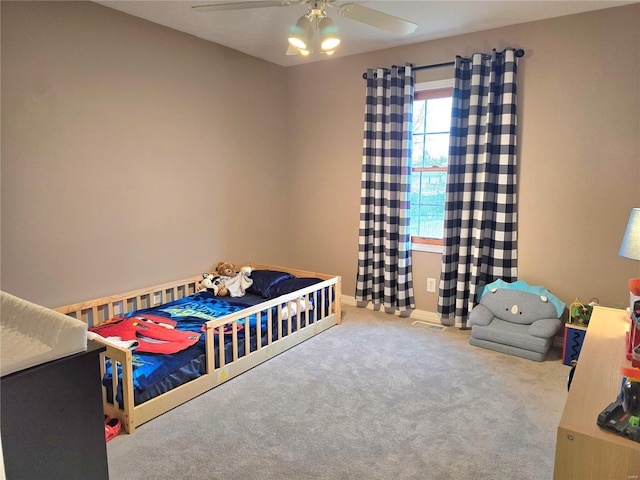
[286,4,640,311]
[1,1,289,306]
[2,1,639,313]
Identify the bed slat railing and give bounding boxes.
[267,308,273,347]
[55,276,202,328]
[255,311,262,352]
[205,324,215,374]
[94,343,134,432]
[202,276,340,357]
[232,323,239,362]
[217,325,225,369]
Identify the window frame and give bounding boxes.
[411,78,454,254]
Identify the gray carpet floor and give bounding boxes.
[107,304,569,480]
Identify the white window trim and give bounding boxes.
[411,78,454,254]
[412,242,444,254]
[415,78,455,91]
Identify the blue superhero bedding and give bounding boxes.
[97,270,329,407]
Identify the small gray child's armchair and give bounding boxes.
[468,280,565,361]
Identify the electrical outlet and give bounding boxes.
[427,278,436,293]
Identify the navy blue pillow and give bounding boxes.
[246,270,295,298]
[266,277,323,299]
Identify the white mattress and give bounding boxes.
[1,291,87,377]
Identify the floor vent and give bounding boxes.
[412,320,446,331]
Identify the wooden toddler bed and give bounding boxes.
[55,263,341,434]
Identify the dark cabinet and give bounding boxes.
[1,341,108,480]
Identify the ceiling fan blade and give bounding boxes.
[286,44,300,55]
[192,1,302,12]
[336,3,417,35]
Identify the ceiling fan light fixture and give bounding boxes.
[288,14,313,50]
[320,37,340,51]
[318,16,340,52]
[194,0,419,61]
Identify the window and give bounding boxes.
[411,79,454,252]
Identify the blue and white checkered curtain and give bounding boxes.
[355,65,415,313]
[438,49,519,327]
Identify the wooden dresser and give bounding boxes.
[554,306,640,479]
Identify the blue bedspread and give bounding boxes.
[103,292,267,404]
[102,290,317,406]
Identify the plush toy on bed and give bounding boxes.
[216,262,236,277]
[198,273,228,296]
[197,262,237,297]
[214,262,253,297]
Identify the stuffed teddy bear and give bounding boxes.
[213,262,254,297]
[216,261,236,277]
[198,262,237,297]
[209,262,254,297]
[198,273,228,296]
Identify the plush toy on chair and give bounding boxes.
[468,279,566,361]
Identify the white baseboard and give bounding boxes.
[341,295,443,325]
[341,295,565,349]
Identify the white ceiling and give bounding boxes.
[95,1,636,67]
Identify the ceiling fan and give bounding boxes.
[192,1,418,57]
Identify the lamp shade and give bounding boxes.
[319,16,340,51]
[288,15,313,50]
[620,208,640,261]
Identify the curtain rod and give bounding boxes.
[361,48,525,79]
